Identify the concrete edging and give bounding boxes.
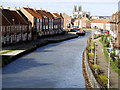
[82,50,101,88]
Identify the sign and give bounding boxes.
[107,48,113,53]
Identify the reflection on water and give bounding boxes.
[2,33,90,88]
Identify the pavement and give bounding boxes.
[0,50,25,56]
[95,38,119,88]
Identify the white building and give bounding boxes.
[90,18,111,30]
[73,5,90,19]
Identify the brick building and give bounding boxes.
[110,11,120,56]
[20,7,64,39]
[1,7,32,46]
[61,13,72,31]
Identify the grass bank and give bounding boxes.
[99,37,120,76]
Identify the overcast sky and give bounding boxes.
[1,0,120,16]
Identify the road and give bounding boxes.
[2,33,90,88]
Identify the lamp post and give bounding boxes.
[94,42,96,65]
[108,52,110,89]
[92,29,94,41]
[91,29,94,54]
[107,47,112,89]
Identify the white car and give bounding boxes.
[94,31,101,35]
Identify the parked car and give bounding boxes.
[94,31,101,35]
[105,30,109,34]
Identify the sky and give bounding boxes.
[1,0,120,16]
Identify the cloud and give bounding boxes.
[1,0,120,3]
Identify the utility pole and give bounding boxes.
[108,53,110,89]
[94,42,96,65]
[91,29,94,53]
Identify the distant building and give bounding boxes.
[91,16,100,19]
[91,16,111,19]
[90,18,111,30]
[73,5,90,19]
[61,13,72,30]
[73,17,91,28]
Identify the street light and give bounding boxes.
[94,42,96,65]
[108,52,110,89]
[107,48,112,89]
[92,29,94,41]
[91,29,94,54]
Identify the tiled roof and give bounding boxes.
[2,9,17,24]
[37,10,55,19]
[17,10,29,23]
[80,17,90,22]
[23,8,42,19]
[91,19,111,23]
[37,10,49,18]
[53,13,63,19]
[0,13,11,26]
[11,11,28,25]
[46,12,54,19]
[2,9,28,25]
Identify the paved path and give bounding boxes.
[95,38,118,88]
[0,50,25,56]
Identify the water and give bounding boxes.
[2,33,90,88]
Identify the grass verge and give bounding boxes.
[0,50,15,55]
[99,38,120,76]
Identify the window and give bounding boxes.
[0,26,1,31]
[2,26,5,32]
[37,19,39,22]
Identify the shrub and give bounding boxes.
[90,45,95,49]
[92,65,100,69]
[99,75,108,85]
[88,53,94,56]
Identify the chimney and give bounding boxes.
[14,7,17,11]
[45,10,48,12]
[8,7,10,10]
[26,5,29,9]
[34,8,36,11]
[60,13,62,16]
[0,5,3,9]
[18,7,21,10]
[40,8,42,10]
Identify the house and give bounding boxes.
[20,7,42,39]
[90,18,111,30]
[1,7,32,46]
[52,13,64,34]
[37,9,54,36]
[21,7,64,38]
[61,13,72,31]
[73,17,91,28]
[110,11,120,56]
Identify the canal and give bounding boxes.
[2,33,90,88]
